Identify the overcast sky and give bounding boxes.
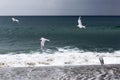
[0,0,120,15]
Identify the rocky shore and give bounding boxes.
[0,64,120,80]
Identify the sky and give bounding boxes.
[0,0,120,15]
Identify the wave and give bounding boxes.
[0,47,120,67]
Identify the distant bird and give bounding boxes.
[40,37,50,49]
[77,17,86,29]
[11,17,19,23]
[96,55,104,66]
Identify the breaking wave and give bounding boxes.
[0,47,120,67]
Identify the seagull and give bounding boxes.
[96,55,104,66]
[11,17,19,23]
[40,37,50,49]
[77,17,86,29]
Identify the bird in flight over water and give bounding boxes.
[40,37,50,50]
[11,17,19,23]
[77,17,86,29]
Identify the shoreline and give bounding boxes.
[0,64,120,80]
[0,52,120,67]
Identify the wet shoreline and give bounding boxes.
[0,64,120,80]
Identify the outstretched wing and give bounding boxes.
[16,19,19,23]
[78,17,82,25]
[45,38,50,41]
[12,18,15,22]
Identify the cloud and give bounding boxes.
[0,0,119,15]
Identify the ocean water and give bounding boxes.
[0,16,120,67]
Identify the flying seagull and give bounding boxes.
[77,17,86,29]
[11,17,19,23]
[40,37,50,49]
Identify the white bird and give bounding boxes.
[40,37,50,49]
[11,17,19,23]
[96,55,104,66]
[77,17,86,29]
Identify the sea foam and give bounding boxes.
[0,48,120,67]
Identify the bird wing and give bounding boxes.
[78,17,82,25]
[45,38,50,41]
[12,18,15,21]
[16,19,19,23]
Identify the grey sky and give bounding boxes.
[0,0,120,15]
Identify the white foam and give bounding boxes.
[0,48,120,67]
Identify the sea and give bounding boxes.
[0,16,120,67]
